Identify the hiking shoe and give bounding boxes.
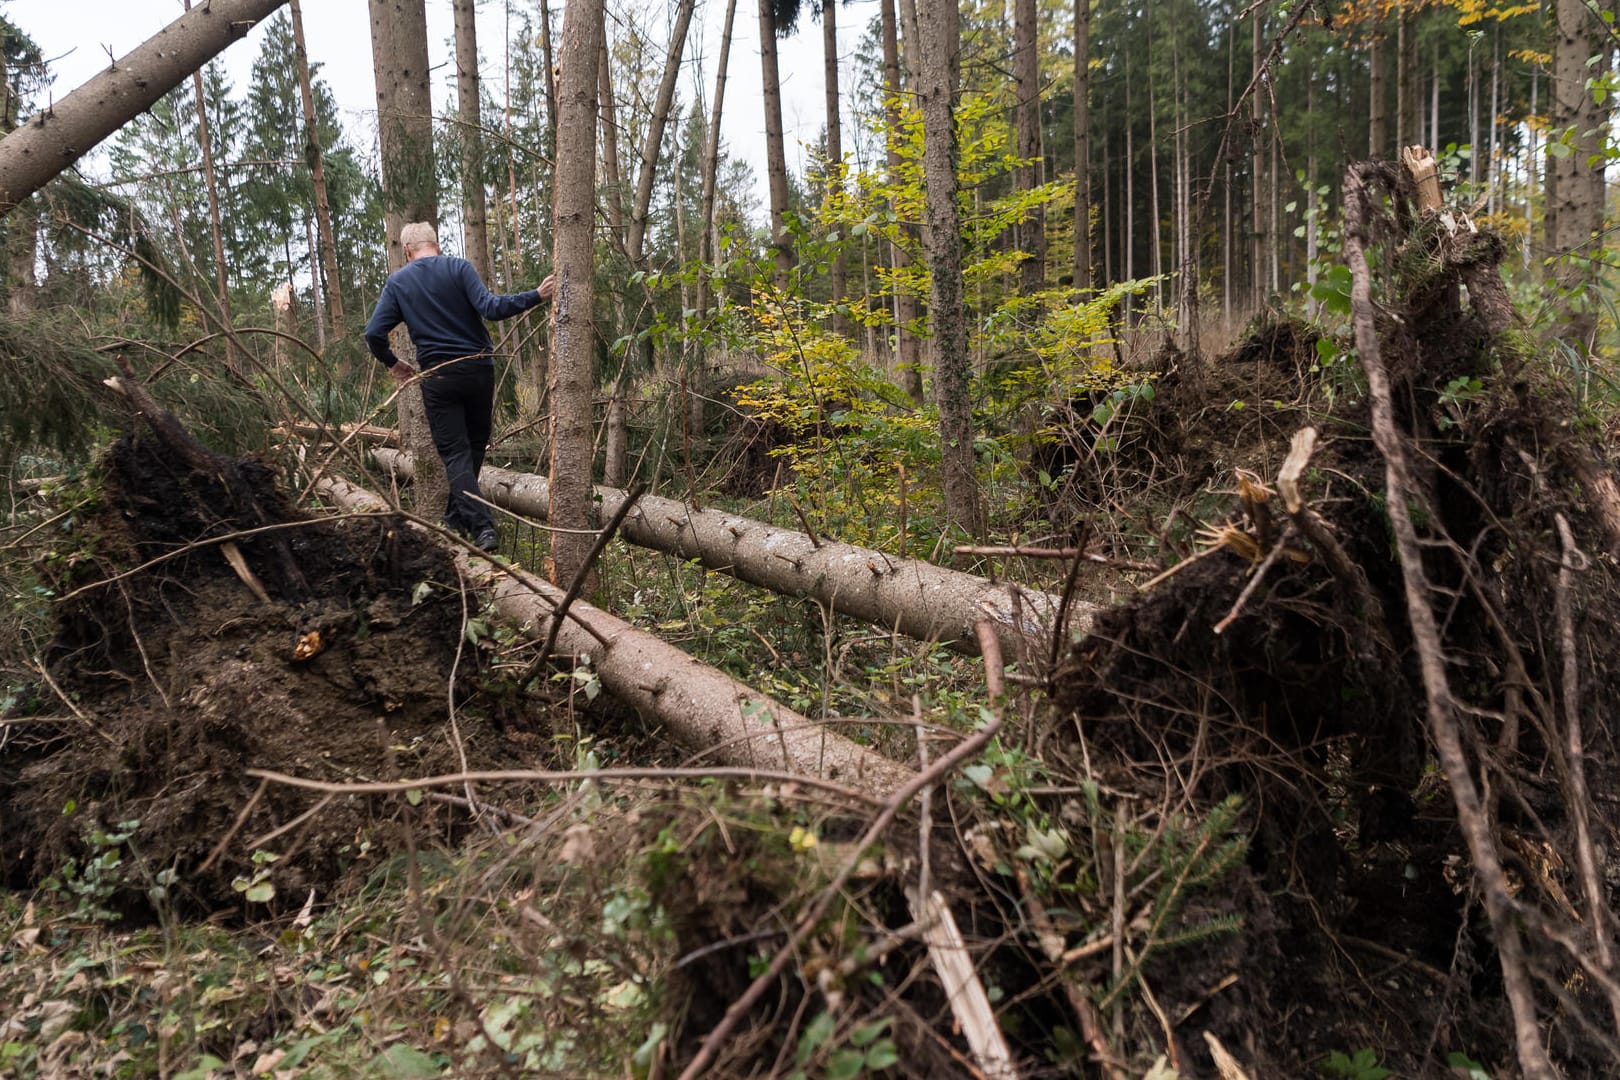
[474,527,499,552]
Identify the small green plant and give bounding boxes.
[790,1012,899,1080]
[231,848,279,904]
[42,816,141,922]
[1437,375,1485,430]
[1319,1047,1393,1080]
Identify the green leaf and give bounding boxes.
[632,1024,669,1078]
[850,1017,892,1047]
[411,581,432,606]
[244,881,275,903]
[796,1012,836,1066]
[367,1043,442,1078]
[826,1049,866,1080]
[865,1040,900,1070]
[405,787,423,807]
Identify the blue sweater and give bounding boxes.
[364,255,543,370]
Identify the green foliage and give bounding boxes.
[1319,1047,1393,1080]
[789,1012,899,1080]
[41,817,141,924]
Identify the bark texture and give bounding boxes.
[548,0,603,587]
[1014,0,1043,296]
[453,0,494,284]
[881,0,923,402]
[0,0,287,214]
[695,0,738,324]
[1072,0,1091,292]
[369,0,446,526]
[319,475,912,795]
[289,0,345,337]
[181,0,238,375]
[759,0,795,287]
[1548,0,1606,347]
[822,0,847,326]
[373,449,1084,661]
[626,0,697,268]
[916,0,983,539]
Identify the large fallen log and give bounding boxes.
[317,474,913,796]
[371,448,1092,661]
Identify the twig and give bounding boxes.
[447,566,487,833]
[954,544,1156,571]
[243,765,881,808]
[29,657,112,745]
[198,778,268,873]
[1212,525,1294,635]
[1345,161,1554,1080]
[246,794,335,850]
[1553,512,1620,1032]
[676,621,1010,1080]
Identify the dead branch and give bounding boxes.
[1345,160,1555,1080]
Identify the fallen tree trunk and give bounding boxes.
[318,474,914,796]
[371,448,1090,660]
[0,0,289,213]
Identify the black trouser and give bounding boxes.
[419,358,495,535]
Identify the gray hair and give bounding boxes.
[400,221,438,248]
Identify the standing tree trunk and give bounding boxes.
[1396,7,1417,152]
[369,0,447,522]
[182,1,238,374]
[598,38,627,257]
[6,194,36,315]
[1369,28,1386,157]
[1073,0,1091,292]
[0,0,288,214]
[882,0,923,402]
[917,0,982,540]
[289,0,345,338]
[696,0,738,324]
[454,0,494,284]
[539,0,559,148]
[1548,0,1607,348]
[1014,0,1043,296]
[1249,7,1265,305]
[626,0,698,269]
[823,0,848,329]
[759,0,795,287]
[1,59,35,316]
[549,0,604,587]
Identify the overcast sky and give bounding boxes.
[2,0,878,230]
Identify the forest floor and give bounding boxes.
[6,194,1620,1078]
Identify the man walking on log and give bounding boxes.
[365,222,554,551]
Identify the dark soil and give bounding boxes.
[1040,215,1620,1077]
[0,430,521,912]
